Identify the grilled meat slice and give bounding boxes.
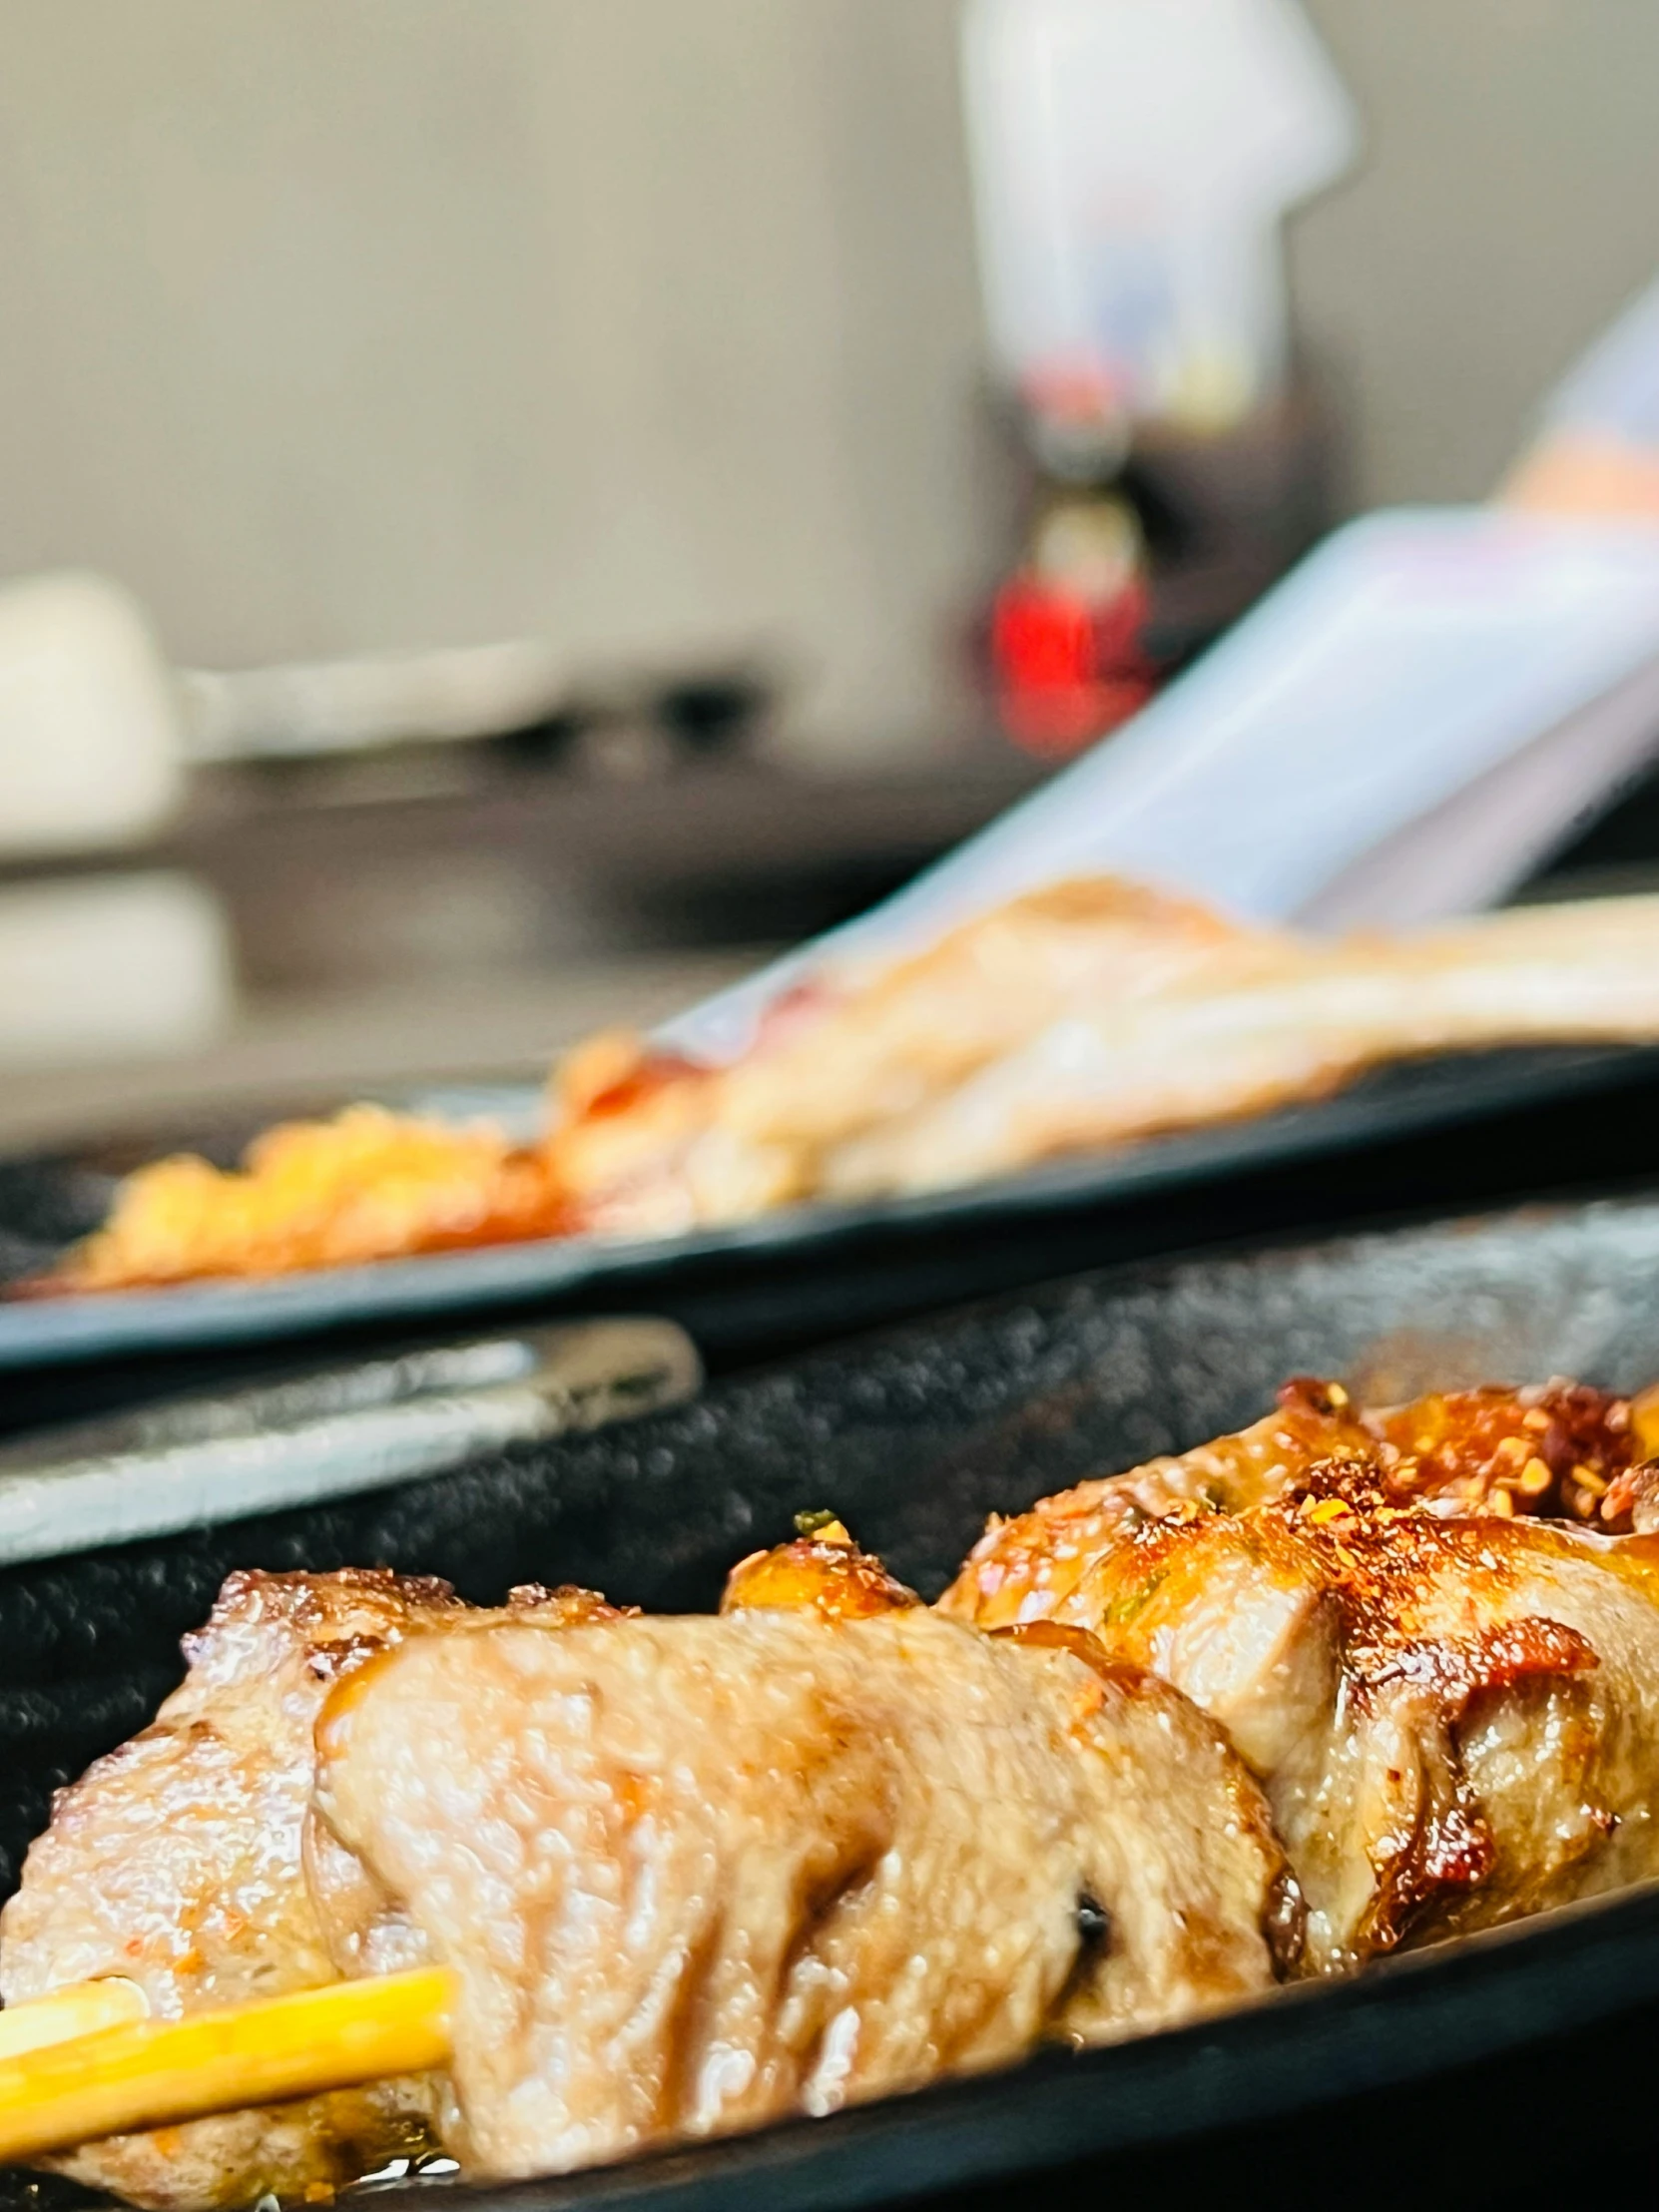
[943,1380,1379,1630]
[313,1608,1293,2182]
[821,895,1659,1200]
[952,1460,1659,1971]
[40,884,1659,1291]
[0,1569,622,2211]
[942,1377,1652,1634]
[543,877,1275,1236]
[301,1527,917,1991]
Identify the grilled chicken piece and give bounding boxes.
[312,1606,1294,2183]
[0,1570,623,2211]
[943,1377,1653,1633]
[951,1457,1659,1971]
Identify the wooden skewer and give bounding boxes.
[0,1978,148,2060]
[0,1966,454,2164]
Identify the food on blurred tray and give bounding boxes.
[36,877,1659,1294]
[1,1542,1292,2201]
[11,1371,1659,2197]
[49,1105,570,1291]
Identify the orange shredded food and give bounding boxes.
[51,1105,568,1291]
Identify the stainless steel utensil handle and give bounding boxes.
[0,1318,700,1566]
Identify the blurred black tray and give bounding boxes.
[9,1192,1659,2209]
[5,1041,1659,1403]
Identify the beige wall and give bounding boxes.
[0,0,997,759]
[1293,0,1659,506]
[0,1,1654,760]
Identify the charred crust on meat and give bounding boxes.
[1264,1870,1307,1979]
[182,1567,463,1668]
[305,1634,397,1684]
[1357,1615,1599,1708]
[1368,1793,1497,1948]
[506,1584,640,1625]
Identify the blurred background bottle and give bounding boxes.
[962,0,1356,753]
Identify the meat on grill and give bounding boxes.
[0,1546,1292,2202]
[944,1432,1659,1970]
[18,1364,1659,2210]
[943,1376,1656,1637]
[311,1605,1294,2183]
[0,1568,624,2211]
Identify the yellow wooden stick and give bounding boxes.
[0,1978,148,2060]
[0,1966,455,2164]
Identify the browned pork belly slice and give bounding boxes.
[0,1569,624,2211]
[822,895,1659,1200]
[312,1607,1295,2183]
[952,1457,1659,1972]
[942,1376,1655,1634]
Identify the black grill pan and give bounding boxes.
[10,1194,1659,2209]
